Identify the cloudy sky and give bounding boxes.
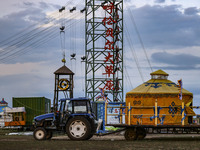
[0,0,200,113]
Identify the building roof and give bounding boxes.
[127,70,192,96]
[54,65,74,75]
[150,69,169,76]
[0,98,8,105]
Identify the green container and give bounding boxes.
[12,97,51,126]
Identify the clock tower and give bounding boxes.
[53,64,74,112]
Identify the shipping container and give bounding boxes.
[12,97,51,126]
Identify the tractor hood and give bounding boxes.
[34,113,54,121]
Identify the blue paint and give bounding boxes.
[34,113,55,121]
[0,106,7,113]
[168,102,177,117]
[145,83,162,88]
[150,106,163,121]
[145,82,177,89]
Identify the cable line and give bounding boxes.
[127,8,153,72]
[0,9,83,56]
[0,14,84,63]
[0,0,84,62]
[0,10,59,48]
[124,22,145,82]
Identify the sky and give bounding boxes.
[0,0,200,113]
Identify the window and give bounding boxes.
[66,101,72,112]
[60,101,66,113]
[151,75,168,80]
[73,101,87,113]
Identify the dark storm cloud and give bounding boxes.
[23,2,35,7]
[39,2,50,9]
[127,5,200,49]
[184,7,199,15]
[0,2,64,64]
[154,0,165,3]
[152,52,200,70]
[0,8,44,39]
[0,1,63,41]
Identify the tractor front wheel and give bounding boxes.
[33,127,47,140]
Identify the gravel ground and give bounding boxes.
[1,133,200,150]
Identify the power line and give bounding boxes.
[0,15,84,63]
[127,8,153,72]
[124,22,145,82]
[0,11,59,48]
[0,1,84,62]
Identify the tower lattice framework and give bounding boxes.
[85,0,123,102]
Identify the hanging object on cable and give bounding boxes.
[70,7,76,13]
[60,26,65,32]
[59,6,65,12]
[59,6,66,65]
[80,7,86,13]
[81,56,86,62]
[62,53,66,65]
[59,5,65,32]
[62,57,66,65]
[70,53,76,60]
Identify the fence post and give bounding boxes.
[128,102,131,125]
[182,101,185,126]
[105,102,107,125]
[120,104,122,124]
[155,99,158,126]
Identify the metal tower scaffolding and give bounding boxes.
[85,0,123,102]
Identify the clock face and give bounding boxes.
[58,78,70,90]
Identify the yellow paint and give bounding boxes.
[120,104,122,124]
[105,102,107,125]
[128,102,131,125]
[182,101,185,126]
[155,99,158,126]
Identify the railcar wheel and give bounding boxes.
[124,128,138,141]
[33,127,47,140]
[66,116,92,140]
[137,128,146,140]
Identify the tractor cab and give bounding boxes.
[58,97,95,125]
[59,97,93,114]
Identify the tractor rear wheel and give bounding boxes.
[66,116,92,140]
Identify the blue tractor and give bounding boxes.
[33,98,100,140]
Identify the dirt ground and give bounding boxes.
[1,133,200,150]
